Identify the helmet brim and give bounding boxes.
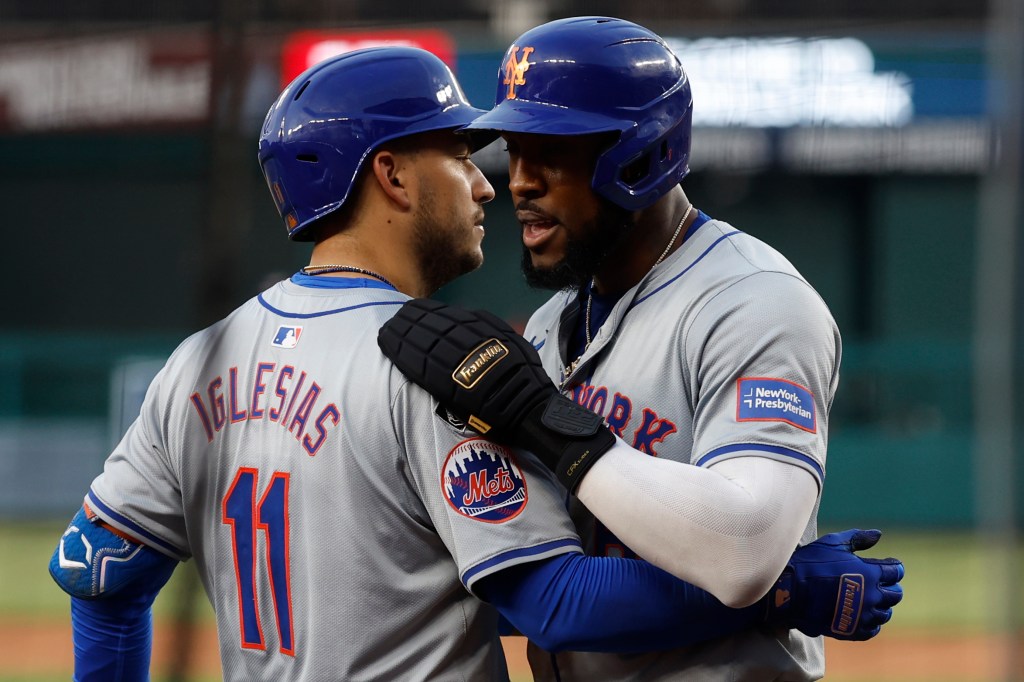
[383,103,498,152]
[463,98,633,136]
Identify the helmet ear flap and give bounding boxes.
[259,156,300,235]
[620,153,652,187]
[592,105,692,211]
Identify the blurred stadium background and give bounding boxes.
[0,0,1021,679]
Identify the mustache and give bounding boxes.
[514,200,557,222]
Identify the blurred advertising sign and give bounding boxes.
[0,33,209,132]
[280,29,456,86]
[666,37,913,128]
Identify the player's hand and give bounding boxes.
[765,529,904,641]
[377,298,615,491]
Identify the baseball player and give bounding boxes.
[378,17,899,681]
[49,46,901,681]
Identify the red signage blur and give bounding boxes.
[280,30,456,87]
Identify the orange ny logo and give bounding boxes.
[503,46,535,100]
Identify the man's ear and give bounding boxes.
[370,149,412,210]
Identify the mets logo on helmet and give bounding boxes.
[441,438,528,523]
[503,45,534,100]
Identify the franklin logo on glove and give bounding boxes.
[832,574,865,636]
[378,298,617,491]
[453,339,509,389]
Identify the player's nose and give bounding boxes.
[473,165,495,204]
[508,154,545,199]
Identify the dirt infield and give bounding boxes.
[3,620,1020,680]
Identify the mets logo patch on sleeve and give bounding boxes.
[441,439,528,524]
[736,377,816,433]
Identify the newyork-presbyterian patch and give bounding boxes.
[736,377,816,433]
[441,439,528,523]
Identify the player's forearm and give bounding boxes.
[576,447,818,607]
[477,553,765,653]
[71,596,154,682]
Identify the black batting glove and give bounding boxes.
[377,298,616,491]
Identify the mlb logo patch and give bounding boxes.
[441,439,528,524]
[271,325,302,349]
[736,377,816,433]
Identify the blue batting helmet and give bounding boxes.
[465,16,693,211]
[259,47,489,241]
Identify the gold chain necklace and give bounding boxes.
[300,264,396,290]
[560,287,594,385]
[654,204,693,267]
[559,204,694,386]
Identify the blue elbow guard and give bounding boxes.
[49,506,177,601]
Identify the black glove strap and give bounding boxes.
[518,395,617,492]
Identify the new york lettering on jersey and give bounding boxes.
[566,381,678,456]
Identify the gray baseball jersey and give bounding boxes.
[523,216,840,682]
[86,274,582,681]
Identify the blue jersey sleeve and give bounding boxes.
[476,553,764,653]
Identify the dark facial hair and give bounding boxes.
[413,186,483,295]
[521,200,634,292]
